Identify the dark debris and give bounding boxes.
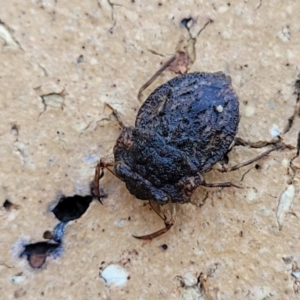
[3,199,19,211]
[161,244,168,250]
[20,191,100,268]
[52,195,93,222]
[181,17,194,30]
[20,242,61,269]
[3,199,13,210]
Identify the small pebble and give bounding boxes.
[292,270,300,279]
[100,264,129,286]
[183,272,198,287]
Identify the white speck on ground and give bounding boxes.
[292,270,300,279]
[270,124,280,137]
[183,272,198,287]
[244,105,255,117]
[100,264,129,287]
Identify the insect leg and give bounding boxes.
[104,103,126,129]
[92,156,114,202]
[91,161,104,201]
[217,146,283,173]
[137,55,176,102]
[201,180,242,189]
[133,201,178,240]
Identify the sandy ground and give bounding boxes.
[1,0,300,299]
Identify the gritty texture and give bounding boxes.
[0,0,300,300]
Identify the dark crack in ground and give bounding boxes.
[283,79,300,134]
[256,0,263,10]
[106,0,122,21]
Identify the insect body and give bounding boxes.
[96,72,239,239]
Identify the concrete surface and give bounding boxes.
[0,0,300,299]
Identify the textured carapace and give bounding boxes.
[114,72,239,205]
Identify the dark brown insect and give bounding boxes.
[94,72,243,239]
